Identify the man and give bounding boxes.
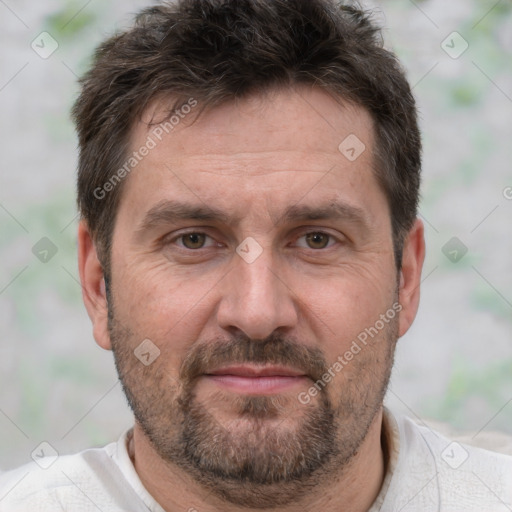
[0,0,511,510]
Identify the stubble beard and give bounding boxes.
[108,300,397,508]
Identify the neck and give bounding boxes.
[129,408,386,512]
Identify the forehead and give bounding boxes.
[139,87,374,161]
[117,86,386,228]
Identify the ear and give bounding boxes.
[398,218,425,337]
[77,221,112,350]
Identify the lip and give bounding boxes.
[204,365,309,394]
[206,364,307,378]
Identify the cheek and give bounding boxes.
[112,261,218,351]
[297,264,395,346]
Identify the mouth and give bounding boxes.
[204,365,310,394]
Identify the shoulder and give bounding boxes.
[418,416,512,456]
[381,409,512,512]
[0,434,144,512]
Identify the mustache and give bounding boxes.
[179,332,328,384]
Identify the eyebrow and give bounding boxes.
[136,198,371,235]
[137,200,233,234]
[279,202,370,230]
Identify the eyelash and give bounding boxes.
[167,230,340,251]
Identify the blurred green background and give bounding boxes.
[0,0,511,468]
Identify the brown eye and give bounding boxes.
[305,232,330,249]
[181,233,207,249]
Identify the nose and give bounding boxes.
[216,246,299,340]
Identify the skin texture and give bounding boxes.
[78,85,425,512]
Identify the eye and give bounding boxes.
[175,232,213,250]
[296,231,337,250]
[167,230,340,252]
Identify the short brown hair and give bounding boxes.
[72,0,421,275]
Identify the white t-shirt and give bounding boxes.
[1,408,511,511]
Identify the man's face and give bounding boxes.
[93,87,407,506]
